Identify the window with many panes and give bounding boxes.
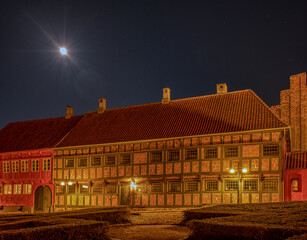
[204,148,218,158]
[12,161,19,173]
[23,184,32,194]
[186,181,198,191]
[92,183,103,193]
[169,181,181,192]
[263,145,279,156]
[13,184,21,194]
[205,180,218,191]
[3,161,9,173]
[80,184,89,194]
[4,184,12,194]
[243,179,258,191]
[185,149,198,160]
[56,185,65,194]
[225,147,238,158]
[263,179,278,191]
[43,159,50,171]
[120,154,131,164]
[78,158,87,167]
[66,159,74,167]
[168,150,180,161]
[68,184,76,194]
[151,182,163,192]
[32,160,39,172]
[106,184,117,193]
[224,180,238,191]
[136,183,147,193]
[151,151,162,162]
[105,156,116,165]
[91,157,102,166]
[21,160,28,172]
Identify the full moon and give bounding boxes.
[59,47,68,55]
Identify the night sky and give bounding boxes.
[1,1,307,129]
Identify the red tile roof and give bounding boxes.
[57,90,286,148]
[285,152,307,169]
[0,116,83,153]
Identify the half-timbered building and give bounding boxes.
[53,86,288,209]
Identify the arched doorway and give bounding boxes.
[34,186,52,212]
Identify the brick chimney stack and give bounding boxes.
[216,83,227,94]
[98,98,106,113]
[162,88,171,104]
[65,106,73,119]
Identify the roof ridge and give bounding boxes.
[85,89,252,113]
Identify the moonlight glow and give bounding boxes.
[59,47,68,55]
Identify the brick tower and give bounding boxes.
[271,72,307,151]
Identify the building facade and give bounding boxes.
[0,111,82,212]
[53,88,288,209]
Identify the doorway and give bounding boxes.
[120,184,131,205]
[34,186,52,212]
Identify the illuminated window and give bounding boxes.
[12,161,19,173]
[65,159,74,168]
[120,155,131,165]
[204,148,218,158]
[21,160,28,172]
[78,158,87,167]
[186,181,198,191]
[136,183,147,193]
[43,159,50,171]
[31,160,39,172]
[23,184,32,194]
[292,179,299,192]
[80,184,89,194]
[3,161,10,173]
[92,183,103,193]
[13,184,21,194]
[243,180,258,191]
[91,157,102,166]
[68,184,76,194]
[151,182,163,192]
[105,156,116,165]
[205,180,218,191]
[263,179,278,191]
[106,184,117,193]
[168,150,180,161]
[169,181,181,192]
[263,145,279,156]
[224,180,238,191]
[56,185,65,194]
[4,184,12,194]
[151,151,162,162]
[185,149,198,160]
[225,147,238,158]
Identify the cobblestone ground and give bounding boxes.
[109,210,191,240]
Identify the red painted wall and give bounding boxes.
[284,169,307,201]
[0,149,54,207]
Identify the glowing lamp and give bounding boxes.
[230,169,235,174]
[82,185,88,188]
[68,182,73,186]
[130,181,136,190]
[59,47,68,55]
[61,182,65,186]
[242,168,248,173]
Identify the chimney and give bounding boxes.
[162,88,171,104]
[216,83,227,94]
[98,98,106,113]
[65,106,73,119]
